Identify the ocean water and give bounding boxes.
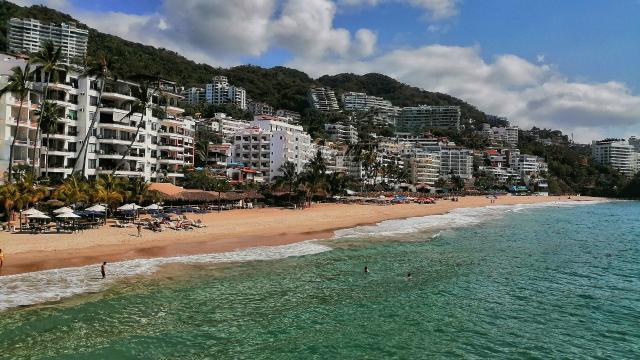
[1,200,639,359]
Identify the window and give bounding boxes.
[90,96,98,106]
[88,159,97,169]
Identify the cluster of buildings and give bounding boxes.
[7,18,88,64]
[592,138,640,177]
[308,88,461,131]
[181,76,247,110]
[0,53,195,182]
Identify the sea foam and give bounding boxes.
[0,240,331,311]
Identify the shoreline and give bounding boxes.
[0,196,605,276]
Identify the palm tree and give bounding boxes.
[306,149,327,179]
[94,174,125,215]
[0,63,34,183]
[73,54,117,177]
[298,172,327,208]
[35,101,64,178]
[276,161,299,204]
[0,183,30,226]
[210,177,231,212]
[53,175,90,205]
[30,40,65,177]
[112,81,163,175]
[125,177,150,204]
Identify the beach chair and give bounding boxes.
[114,220,132,228]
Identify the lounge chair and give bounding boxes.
[114,220,132,228]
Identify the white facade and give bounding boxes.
[398,106,461,132]
[440,147,474,179]
[512,154,545,176]
[181,87,206,105]
[231,119,311,181]
[275,109,301,124]
[196,114,250,141]
[312,143,347,174]
[404,149,440,186]
[205,76,247,110]
[482,126,519,146]
[324,123,358,144]
[0,56,194,182]
[308,87,339,112]
[248,102,274,116]
[8,18,88,64]
[592,139,637,176]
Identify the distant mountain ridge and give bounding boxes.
[0,0,488,122]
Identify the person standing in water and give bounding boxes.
[101,262,107,279]
[364,266,369,273]
[0,248,4,269]
[407,272,412,279]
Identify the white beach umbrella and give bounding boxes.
[22,208,45,216]
[144,203,163,210]
[56,212,80,218]
[27,213,50,219]
[53,206,75,214]
[117,203,142,211]
[85,204,107,212]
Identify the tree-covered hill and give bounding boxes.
[0,0,489,121]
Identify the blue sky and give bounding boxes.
[13,0,640,141]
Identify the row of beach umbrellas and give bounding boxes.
[22,203,165,220]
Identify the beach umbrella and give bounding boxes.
[144,203,163,210]
[22,208,45,216]
[53,206,75,214]
[56,212,80,218]
[85,204,107,212]
[117,203,142,211]
[28,213,50,219]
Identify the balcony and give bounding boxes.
[102,87,136,101]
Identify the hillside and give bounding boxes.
[0,0,490,121]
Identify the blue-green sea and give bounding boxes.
[1,200,639,359]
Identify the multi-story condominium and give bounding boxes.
[275,109,301,124]
[308,87,339,112]
[397,105,461,132]
[482,125,519,146]
[181,87,206,105]
[592,139,638,176]
[324,123,358,144]
[253,114,299,125]
[205,76,247,110]
[440,147,474,179]
[8,18,88,64]
[230,118,311,181]
[0,55,195,183]
[403,149,440,186]
[312,143,348,174]
[628,136,640,152]
[512,154,546,176]
[248,101,274,116]
[480,166,521,184]
[341,91,397,112]
[196,114,250,141]
[206,143,232,167]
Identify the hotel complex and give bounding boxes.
[0,54,195,182]
[397,105,461,132]
[8,18,88,64]
[592,139,639,176]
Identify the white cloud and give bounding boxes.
[287,45,640,142]
[338,0,458,19]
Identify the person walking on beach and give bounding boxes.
[137,223,142,237]
[101,262,107,279]
[0,248,4,269]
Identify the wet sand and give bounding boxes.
[0,195,602,276]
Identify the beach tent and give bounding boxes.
[144,204,163,210]
[118,203,142,211]
[22,208,45,216]
[56,212,80,218]
[53,206,75,214]
[85,204,107,212]
[27,213,50,219]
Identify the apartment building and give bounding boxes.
[8,18,88,64]
[275,109,301,124]
[397,105,461,132]
[196,114,250,141]
[312,143,348,174]
[440,147,474,179]
[181,87,206,105]
[0,55,195,183]
[248,101,274,116]
[206,143,232,167]
[324,123,358,144]
[308,87,339,112]
[404,149,440,186]
[592,139,638,176]
[230,118,311,181]
[512,154,546,176]
[481,125,519,146]
[205,76,247,110]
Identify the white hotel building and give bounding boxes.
[0,54,195,182]
[592,139,638,176]
[440,147,474,180]
[230,118,311,181]
[8,18,88,64]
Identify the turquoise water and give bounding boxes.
[1,201,639,359]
